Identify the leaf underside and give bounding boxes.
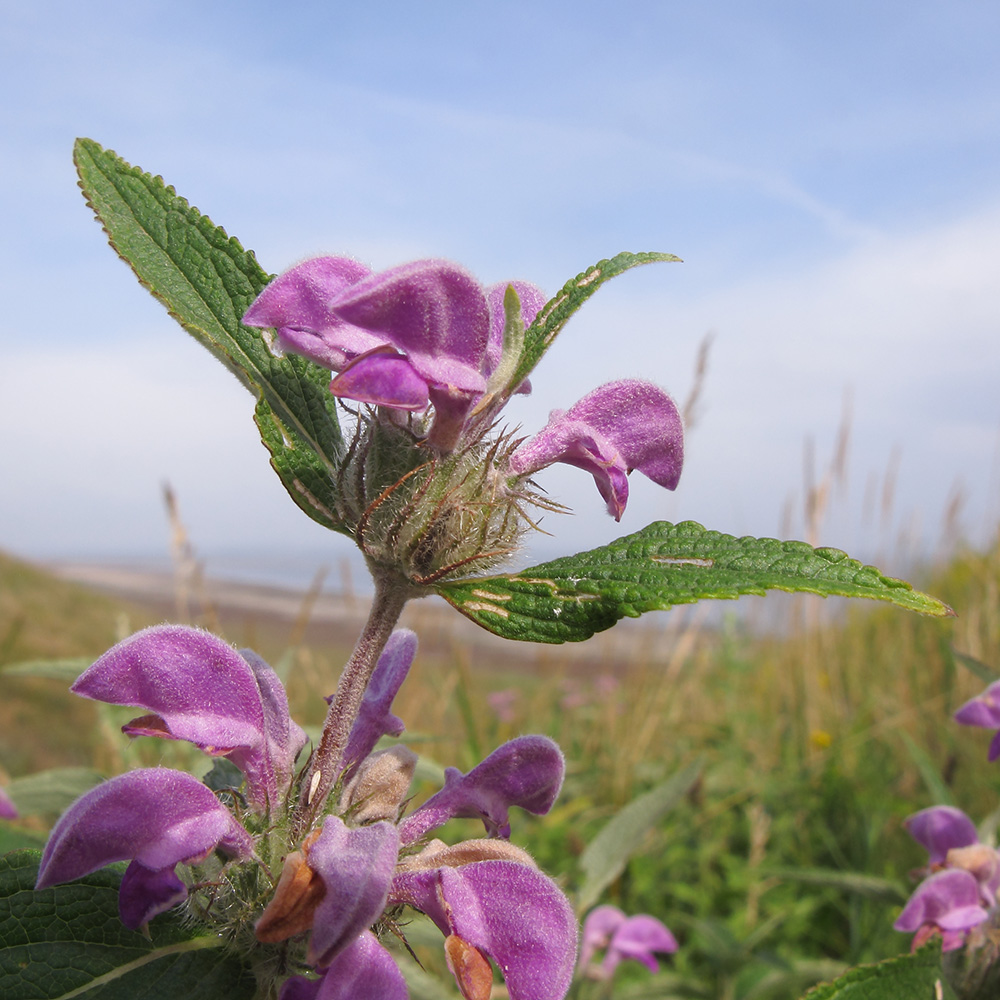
[73,138,350,535]
[0,851,255,1000]
[437,520,954,643]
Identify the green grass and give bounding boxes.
[2,537,999,998]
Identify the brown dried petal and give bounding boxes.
[341,746,418,824]
[445,934,494,1000]
[399,838,537,872]
[255,834,326,943]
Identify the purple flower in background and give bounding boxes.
[0,785,17,820]
[955,680,1000,760]
[508,380,684,520]
[579,905,678,980]
[904,805,979,866]
[895,869,990,952]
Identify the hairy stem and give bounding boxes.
[292,570,411,838]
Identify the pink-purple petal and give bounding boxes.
[392,860,577,1000]
[243,256,380,370]
[579,905,626,968]
[309,932,408,1000]
[604,914,678,975]
[36,768,252,892]
[484,280,546,393]
[72,625,300,811]
[329,259,489,395]
[955,682,1000,728]
[307,816,400,968]
[0,786,17,820]
[509,380,683,520]
[894,868,990,942]
[118,861,188,929]
[904,806,979,865]
[329,347,430,410]
[398,735,565,843]
[342,630,417,776]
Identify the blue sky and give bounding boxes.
[2,1,999,580]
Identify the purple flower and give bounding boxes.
[279,931,408,1000]
[391,859,577,1000]
[904,805,979,866]
[508,380,684,521]
[341,629,417,777]
[579,905,678,979]
[40,622,577,998]
[397,734,565,842]
[35,768,253,928]
[244,257,543,451]
[895,868,990,951]
[71,625,307,812]
[0,785,17,820]
[243,256,684,519]
[955,680,1000,760]
[267,733,573,999]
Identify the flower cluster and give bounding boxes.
[34,626,577,999]
[578,904,678,980]
[243,257,683,584]
[895,805,998,951]
[893,677,1000,954]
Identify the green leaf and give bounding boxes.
[767,867,908,905]
[0,851,256,1000]
[509,251,681,392]
[1,659,91,683]
[799,944,955,1000]
[6,769,104,818]
[73,139,348,533]
[899,732,955,807]
[438,520,954,643]
[576,758,702,913]
[950,648,998,684]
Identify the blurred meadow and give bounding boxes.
[3,462,999,999]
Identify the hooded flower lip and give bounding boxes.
[904,805,979,866]
[507,379,684,521]
[391,859,578,1000]
[71,625,307,811]
[242,256,377,370]
[894,868,991,951]
[398,734,565,843]
[35,768,253,928]
[243,257,548,453]
[955,680,1000,760]
[304,816,400,969]
[279,931,408,1000]
[579,905,678,978]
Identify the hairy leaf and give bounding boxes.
[5,769,104,818]
[438,520,954,643]
[508,251,681,393]
[801,944,955,1000]
[767,867,908,905]
[73,139,348,532]
[0,851,256,1000]
[577,759,702,913]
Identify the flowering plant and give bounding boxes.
[0,141,955,1000]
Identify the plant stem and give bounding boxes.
[291,569,411,838]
